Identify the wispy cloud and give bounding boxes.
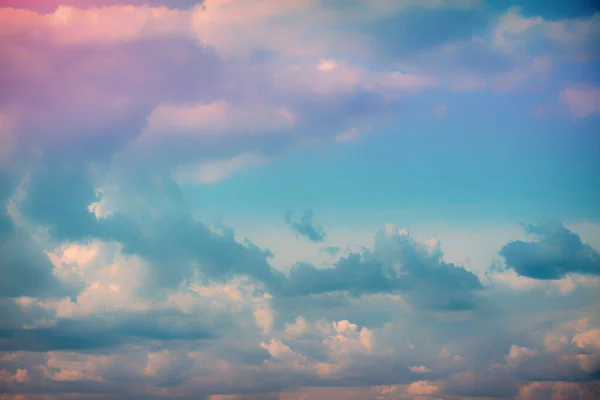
[285,210,327,243]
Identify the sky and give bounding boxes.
[0,0,599,399]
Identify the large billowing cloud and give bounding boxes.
[0,0,599,399]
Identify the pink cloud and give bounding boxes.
[432,104,447,117]
[0,5,189,45]
[406,380,440,396]
[560,84,600,118]
[146,101,296,137]
[518,381,600,400]
[0,368,30,384]
[379,71,437,92]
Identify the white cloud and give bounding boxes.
[260,338,307,364]
[44,352,108,382]
[144,350,174,378]
[335,127,361,143]
[505,345,539,368]
[439,347,451,358]
[284,316,310,338]
[406,380,440,396]
[173,153,268,184]
[409,365,432,373]
[316,59,339,71]
[254,301,275,334]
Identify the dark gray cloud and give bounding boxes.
[499,220,600,280]
[285,210,327,243]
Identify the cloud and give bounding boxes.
[362,1,487,62]
[0,232,75,299]
[285,210,327,243]
[499,220,600,280]
[440,366,520,398]
[0,173,76,298]
[335,127,361,143]
[280,226,483,311]
[518,381,600,400]
[145,101,296,138]
[432,104,447,117]
[409,365,431,373]
[173,153,268,184]
[560,84,600,118]
[502,317,600,383]
[0,5,190,45]
[2,0,590,203]
[0,1,599,399]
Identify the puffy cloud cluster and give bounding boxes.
[1,0,599,399]
[2,203,599,398]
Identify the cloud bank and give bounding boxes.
[0,0,599,399]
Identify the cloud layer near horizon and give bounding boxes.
[1,1,599,399]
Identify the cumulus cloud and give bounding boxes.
[280,227,483,311]
[499,220,600,280]
[0,1,599,399]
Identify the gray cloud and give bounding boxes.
[0,233,77,299]
[499,220,600,280]
[279,228,483,311]
[0,168,78,299]
[285,210,327,243]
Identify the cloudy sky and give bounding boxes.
[1,0,599,399]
